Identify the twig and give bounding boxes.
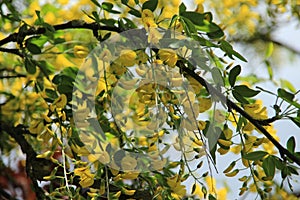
[231,34,300,56]
[178,63,300,166]
[0,47,24,57]
[0,20,121,47]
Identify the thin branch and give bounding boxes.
[231,34,300,56]
[178,63,300,166]
[0,20,122,47]
[0,47,24,57]
[0,74,26,79]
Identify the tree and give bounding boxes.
[0,0,300,199]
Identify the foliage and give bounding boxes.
[0,0,300,199]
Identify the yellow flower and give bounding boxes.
[147,27,162,44]
[99,49,112,62]
[58,0,69,5]
[143,17,157,29]
[55,54,74,69]
[158,48,178,67]
[74,45,89,58]
[214,109,226,123]
[122,188,136,196]
[198,97,212,113]
[223,126,233,140]
[244,101,268,120]
[74,166,95,188]
[167,175,186,199]
[88,151,110,164]
[29,119,45,134]
[151,158,167,171]
[121,171,140,179]
[136,50,149,64]
[142,9,154,20]
[53,94,67,108]
[118,50,137,66]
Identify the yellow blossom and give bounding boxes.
[55,54,74,69]
[74,45,89,58]
[158,48,178,67]
[121,171,140,179]
[53,94,67,108]
[198,97,212,112]
[142,9,154,20]
[74,166,95,188]
[118,50,137,66]
[167,175,187,199]
[29,119,45,134]
[88,151,110,164]
[147,27,162,44]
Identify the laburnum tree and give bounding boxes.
[1,0,300,199]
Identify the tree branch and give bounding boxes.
[231,34,300,56]
[0,47,24,57]
[178,63,300,166]
[0,20,122,47]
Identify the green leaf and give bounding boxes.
[191,35,218,47]
[280,79,296,93]
[278,88,294,102]
[142,0,158,11]
[38,61,55,76]
[102,2,113,10]
[45,89,58,100]
[25,59,36,74]
[287,136,296,153]
[265,42,273,58]
[206,23,224,39]
[53,38,65,44]
[100,18,116,26]
[191,183,196,194]
[233,85,260,97]
[208,194,217,200]
[91,0,101,7]
[220,40,247,62]
[265,60,273,80]
[57,84,73,95]
[243,151,268,160]
[262,156,275,178]
[228,65,241,87]
[101,2,121,14]
[179,3,186,14]
[128,9,141,17]
[180,17,197,35]
[92,11,100,23]
[211,67,224,86]
[26,42,41,54]
[232,89,249,104]
[122,18,137,29]
[281,166,289,179]
[288,166,299,175]
[180,11,205,26]
[121,0,129,4]
[274,157,284,170]
[28,36,48,47]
